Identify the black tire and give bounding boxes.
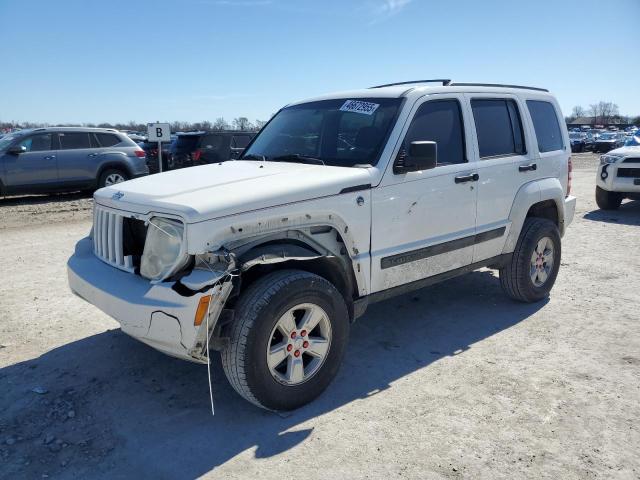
[98,168,129,188]
[221,269,350,411]
[499,218,561,303]
[595,186,622,210]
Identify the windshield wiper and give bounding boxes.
[242,153,266,161]
[270,154,325,165]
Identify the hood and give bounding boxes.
[94,160,372,223]
[606,145,640,157]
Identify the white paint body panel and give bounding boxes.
[596,146,640,194]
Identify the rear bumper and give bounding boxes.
[563,195,576,234]
[67,237,228,363]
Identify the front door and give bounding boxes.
[3,133,58,189]
[370,95,479,293]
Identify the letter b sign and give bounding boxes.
[147,123,171,142]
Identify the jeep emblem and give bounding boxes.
[112,191,124,200]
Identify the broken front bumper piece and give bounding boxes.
[67,237,233,363]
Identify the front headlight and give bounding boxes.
[140,217,189,282]
[600,154,623,165]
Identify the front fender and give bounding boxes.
[186,190,372,296]
[502,177,566,254]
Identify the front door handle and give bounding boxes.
[519,163,537,172]
[88,153,99,158]
[454,173,479,183]
[44,155,56,160]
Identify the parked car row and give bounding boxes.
[0,127,257,195]
[568,128,630,153]
[141,131,255,173]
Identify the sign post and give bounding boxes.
[147,123,171,173]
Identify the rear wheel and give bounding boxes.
[98,168,128,188]
[221,270,349,411]
[595,186,622,210]
[499,218,561,303]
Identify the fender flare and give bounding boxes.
[502,177,566,254]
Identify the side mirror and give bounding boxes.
[394,141,437,174]
[8,145,27,155]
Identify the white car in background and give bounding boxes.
[596,146,640,209]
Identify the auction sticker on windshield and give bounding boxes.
[340,100,380,115]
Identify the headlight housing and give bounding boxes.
[600,154,623,165]
[140,217,189,282]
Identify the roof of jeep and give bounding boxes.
[287,83,554,107]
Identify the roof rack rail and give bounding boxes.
[449,82,548,92]
[370,79,452,89]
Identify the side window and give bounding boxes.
[401,99,466,166]
[200,135,224,150]
[526,100,563,152]
[471,99,526,158]
[59,132,91,150]
[19,134,53,152]
[94,133,121,147]
[232,135,251,149]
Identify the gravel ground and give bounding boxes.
[0,153,639,479]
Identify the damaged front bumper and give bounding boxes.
[67,237,233,363]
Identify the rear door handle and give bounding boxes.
[454,173,479,183]
[44,155,56,160]
[519,163,537,172]
[88,153,99,158]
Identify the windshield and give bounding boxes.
[242,98,403,167]
[599,133,616,140]
[0,133,23,151]
[569,133,582,139]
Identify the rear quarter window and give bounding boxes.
[94,133,121,147]
[526,100,564,152]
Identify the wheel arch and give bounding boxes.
[96,160,134,186]
[503,178,566,254]
[226,228,361,321]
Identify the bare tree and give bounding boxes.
[588,101,620,125]
[232,117,253,131]
[571,106,586,119]
[212,117,229,130]
[254,119,267,131]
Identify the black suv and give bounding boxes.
[166,131,255,171]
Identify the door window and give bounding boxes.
[18,134,53,152]
[401,99,466,166]
[526,100,564,152]
[59,132,91,150]
[94,133,121,147]
[471,99,525,158]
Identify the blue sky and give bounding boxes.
[1,0,638,124]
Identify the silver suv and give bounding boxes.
[0,127,148,195]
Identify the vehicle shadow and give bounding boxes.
[583,200,640,226]
[0,270,546,479]
[0,191,92,207]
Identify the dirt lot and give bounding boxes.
[0,153,639,480]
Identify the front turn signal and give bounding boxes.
[194,295,212,326]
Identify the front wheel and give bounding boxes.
[221,270,349,410]
[499,218,561,303]
[595,186,622,210]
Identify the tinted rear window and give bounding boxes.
[471,99,526,158]
[59,132,91,150]
[527,100,564,152]
[94,133,121,147]
[233,135,251,148]
[174,136,200,151]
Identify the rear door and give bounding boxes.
[57,132,96,183]
[3,133,58,189]
[370,94,478,293]
[465,94,535,263]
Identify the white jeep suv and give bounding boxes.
[596,145,640,209]
[68,80,576,411]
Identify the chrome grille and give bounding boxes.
[93,206,135,272]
